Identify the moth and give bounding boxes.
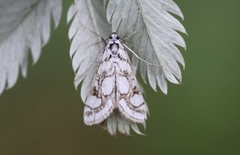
[83,32,148,135]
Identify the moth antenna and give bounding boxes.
[123,44,162,67]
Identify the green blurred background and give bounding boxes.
[0,0,240,154]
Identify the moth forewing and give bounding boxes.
[115,48,147,123]
[83,44,115,125]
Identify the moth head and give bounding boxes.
[110,32,119,41]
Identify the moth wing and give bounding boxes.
[84,50,115,125]
[116,49,148,123]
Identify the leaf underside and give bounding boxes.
[0,0,62,95]
[69,0,187,135]
[70,0,186,98]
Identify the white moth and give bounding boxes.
[84,32,148,135]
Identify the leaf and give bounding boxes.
[69,0,186,101]
[68,0,187,135]
[105,0,187,94]
[67,0,111,102]
[0,0,62,95]
[106,110,146,136]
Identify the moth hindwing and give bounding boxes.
[84,32,148,135]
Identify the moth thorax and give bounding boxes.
[110,43,119,57]
[111,49,118,57]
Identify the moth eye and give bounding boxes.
[109,36,112,39]
[117,36,119,39]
